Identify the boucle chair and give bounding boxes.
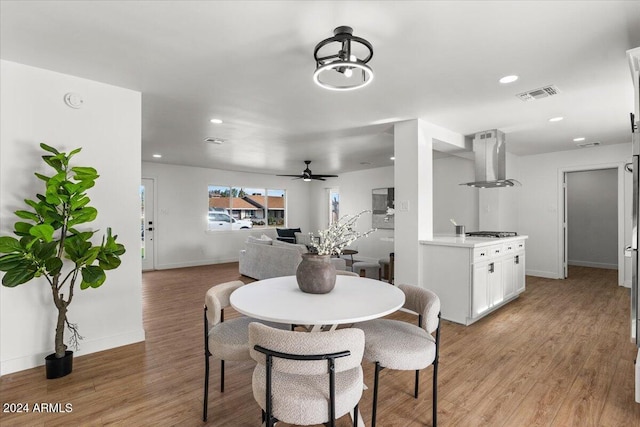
[202,280,286,421]
[249,322,365,427]
[356,284,441,427]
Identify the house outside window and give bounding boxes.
[208,185,286,230]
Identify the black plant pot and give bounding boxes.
[45,350,73,379]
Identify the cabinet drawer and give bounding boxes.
[515,240,525,251]
[474,244,502,261]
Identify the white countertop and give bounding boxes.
[420,234,528,248]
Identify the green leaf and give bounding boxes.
[44,257,63,276]
[29,224,55,242]
[64,236,91,262]
[14,210,39,221]
[78,246,100,267]
[14,222,32,236]
[68,147,82,159]
[0,236,22,253]
[98,253,122,270]
[71,166,99,180]
[42,155,63,172]
[0,254,28,271]
[34,241,58,259]
[81,265,106,289]
[40,143,60,155]
[2,265,37,287]
[34,172,50,181]
[67,207,98,227]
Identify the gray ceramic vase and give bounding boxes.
[296,253,337,294]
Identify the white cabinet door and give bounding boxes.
[472,263,490,318]
[515,252,526,293]
[488,260,504,306]
[503,255,516,299]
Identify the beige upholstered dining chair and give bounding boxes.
[356,284,441,427]
[202,280,286,421]
[249,322,365,427]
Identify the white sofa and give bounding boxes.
[239,237,346,280]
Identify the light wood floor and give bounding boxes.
[1,264,639,426]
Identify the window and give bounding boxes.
[328,188,340,225]
[208,185,286,231]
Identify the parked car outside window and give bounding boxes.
[208,212,253,230]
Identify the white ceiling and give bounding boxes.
[1,1,639,177]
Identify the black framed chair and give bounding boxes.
[356,284,441,427]
[202,280,286,421]
[249,322,365,427]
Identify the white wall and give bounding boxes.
[141,162,312,269]
[433,155,478,234]
[519,143,631,281]
[308,166,395,263]
[567,168,618,269]
[0,61,144,375]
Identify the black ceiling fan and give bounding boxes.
[277,160,338,182]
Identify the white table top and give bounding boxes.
[230,275,405,327]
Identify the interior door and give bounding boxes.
[141,178,155,271]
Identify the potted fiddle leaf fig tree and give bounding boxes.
[0,143,126,379]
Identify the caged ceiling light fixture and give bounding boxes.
[313,26,374,91]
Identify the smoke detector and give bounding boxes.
[516,85,561,102]
[205,137,225,144]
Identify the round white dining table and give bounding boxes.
[230,275,405,331]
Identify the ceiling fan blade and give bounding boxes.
[276,174,304,177]
[311,174,338,178]
[312,177,327,181]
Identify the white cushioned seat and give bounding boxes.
[203,281,288,422]
[355,284,441,427]
[249,322,365,426]
[357,318,436,370]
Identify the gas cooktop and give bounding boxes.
[465,231,518,238]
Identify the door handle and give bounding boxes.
[147,227,153,231]
[625,162,633,173]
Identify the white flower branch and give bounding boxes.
[309,210,377,256]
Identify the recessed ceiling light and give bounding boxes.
[210,118,223,124]
[152,154,162,158]
[390,156,395,160]
[549,116,564,122]
[573,137,585,142]
[499,75,518,84]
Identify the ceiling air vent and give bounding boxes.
[205,137,225,144]
[576,141,600,148]
[516,85,561,102]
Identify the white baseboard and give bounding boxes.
[0,329,145,376]
[155,257,239,270]
[526,269,562,279]
[567,260,618,270]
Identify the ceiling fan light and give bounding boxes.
[303,178,311,182]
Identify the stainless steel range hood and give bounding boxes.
[460,129,521,188]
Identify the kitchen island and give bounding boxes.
[420,234,528,325]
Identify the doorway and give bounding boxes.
[561,165,624,283]
[141,178,155,271]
